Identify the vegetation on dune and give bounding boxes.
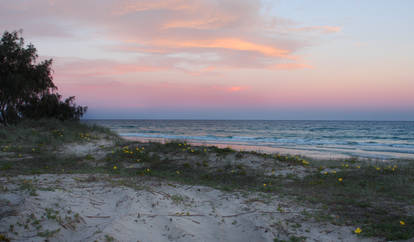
[0,30,86,125]
[0,119,117,175]
[1,121,414,240]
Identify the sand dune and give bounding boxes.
[0,174,373,242]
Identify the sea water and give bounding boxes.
[85,120,414,160]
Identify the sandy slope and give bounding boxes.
[0,174,376,242]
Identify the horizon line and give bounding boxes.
[82,118,414,122]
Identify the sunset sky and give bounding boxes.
[1,0,413,120]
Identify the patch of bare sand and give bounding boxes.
[0,174,378,242]
[61,139,114,160]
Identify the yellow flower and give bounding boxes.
[178,144,182,146]
[354,227,362,234]
[263,183,267,187]
[356,166,361,169]
[400,220,405,226]
[113,165,117,170]
[302,160,310,165]
[345,164,349,168]
[376,167,380,171]
[338,178,343,182]
[332,170,337,174]
[324,172,328,175]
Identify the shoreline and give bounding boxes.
[123,136,413,161]
[124,136,351,160]
[1,120,413,241]
[86,119,414,161]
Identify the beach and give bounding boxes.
[87,120,414,160]
[2,0,414,240]
[0,120,413,241]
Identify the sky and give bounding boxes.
[1,0,413,120]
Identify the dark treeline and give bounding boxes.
[0,30,87,125]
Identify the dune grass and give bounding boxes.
[1,120,413,240]
[0,119,115,149]
[284,164,414,240]
[0,119,118,174]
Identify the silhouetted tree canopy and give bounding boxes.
[0,30,87,125]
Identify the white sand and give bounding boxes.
[0,174,377,242]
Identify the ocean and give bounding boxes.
[85,120,414,160]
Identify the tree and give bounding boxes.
[0,30,86,125]
[19,94,87,121]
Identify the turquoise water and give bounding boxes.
[85,120,414,160]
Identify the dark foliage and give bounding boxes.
[0,30,86,125]
[19,94,87,121]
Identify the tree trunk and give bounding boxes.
[0,109,7,126]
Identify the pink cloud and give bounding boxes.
[161,16,237,30]
[58,80,264,109]
[153,38,294,58]
[112,0,197,15]
[3,0,384,114]
[290,25,342,34]
[1,0,311,71]
[52,58,166,78]
[228,86,245,92]
[271,63,313,70]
